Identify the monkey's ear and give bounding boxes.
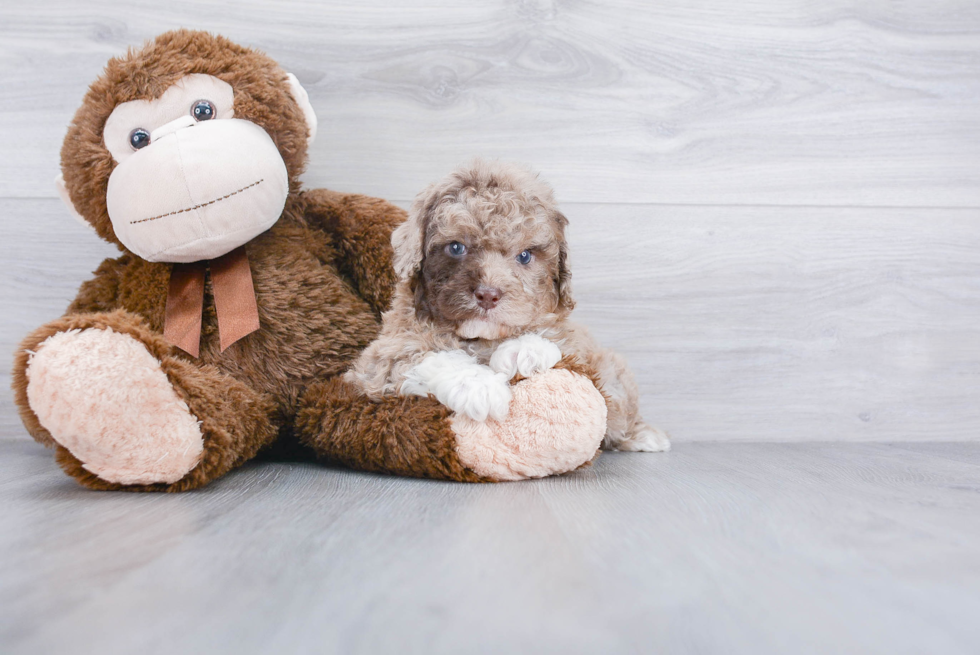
[285,73,317,145]
[55,173,95,233]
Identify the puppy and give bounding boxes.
[345,160,669,452]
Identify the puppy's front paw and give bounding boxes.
[401,350,512,422]
[489,334,562,380]
[443,370,513,422]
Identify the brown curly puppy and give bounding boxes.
[347,160,670,452]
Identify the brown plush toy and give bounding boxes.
[11,30,607,491]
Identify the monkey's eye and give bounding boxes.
[445,241,467,257]
[128,128,151,150]
[517,250,533,265]
[191,99,216,121]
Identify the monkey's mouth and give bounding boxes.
[129,179,265,225]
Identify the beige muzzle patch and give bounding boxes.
[105,118,289,263]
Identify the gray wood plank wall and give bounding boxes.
[1,1,978,442]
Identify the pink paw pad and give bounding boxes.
[452,368,607,481]
[25,328,203,485]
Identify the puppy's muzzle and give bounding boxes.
[474,285,503,310]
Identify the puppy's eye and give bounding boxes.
[446,241,467,257]
[516,250,533,265]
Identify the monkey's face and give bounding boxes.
[101,74,289,263]
[57,31,318,261]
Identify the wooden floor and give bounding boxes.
[1,439,977,654]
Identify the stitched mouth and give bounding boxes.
[129,179,264,225]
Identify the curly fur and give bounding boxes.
[347,160,670,451]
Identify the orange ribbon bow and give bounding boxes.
[163,246,260,358]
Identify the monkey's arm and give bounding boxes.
[65,256,125,315]
[301,189,404,317]
[296,377,491,482]
[297,356,606,482]
[12,256,128,447]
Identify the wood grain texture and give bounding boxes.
[566,203,980,442]
[1,440,978,654]
[0,0,978,205]
[2,199,979,442]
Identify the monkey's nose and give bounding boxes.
[474,285,503,310]
[150,115,197,142]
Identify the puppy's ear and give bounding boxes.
[391,220,422,282]
[393,180,452,281]
[552,210,575,312]
[392,189,431,281]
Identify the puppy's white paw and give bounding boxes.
[614,425,672,453]
[442,370,513,422]
[401,350,512,422]
[489,334,562,379]
[401,350,475,397]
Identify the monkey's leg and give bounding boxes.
[295,358,607,482]
[12,310,278,492]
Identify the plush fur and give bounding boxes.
[25,327,204,484]
[61,30,311,247]
[347,160,670,452]
[11,31,406,490]
[451,364,607,480]
[14,309,279,491]
[299,355,604,481]
[12,31,610,490]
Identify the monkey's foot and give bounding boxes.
[25,328,204,485]
[452,367,607,481]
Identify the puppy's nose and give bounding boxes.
[474,285,503,310]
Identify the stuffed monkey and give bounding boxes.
[11,30,606,491]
